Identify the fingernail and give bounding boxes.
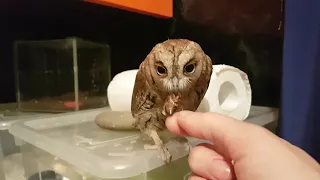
[209,159,232,180]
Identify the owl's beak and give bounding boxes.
[171,76,179,88]
[163,76,184,92]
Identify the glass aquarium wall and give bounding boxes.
[14,37,111,112]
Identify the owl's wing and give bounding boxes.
[131,61,155,117]
[191,55,213,111]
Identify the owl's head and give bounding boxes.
[142,39,212,93]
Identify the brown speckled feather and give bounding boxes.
[191,55,213,111]
[131,61,150,116]
[131,59,166,132]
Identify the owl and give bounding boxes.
[131,39,213,163]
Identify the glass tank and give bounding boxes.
[14,37,111,112]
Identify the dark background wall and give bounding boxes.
[0,0,284,107]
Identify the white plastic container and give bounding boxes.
[1,112,50,155]
[0,111,51,180]
[9,106,278,180]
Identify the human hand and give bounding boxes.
[166,111,320,180]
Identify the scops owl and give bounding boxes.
[131,39,213,163]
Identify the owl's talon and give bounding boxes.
[163,94,181,116]
[160,146,172,164]
[161,109,167,116]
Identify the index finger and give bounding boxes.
[165,110,275,160]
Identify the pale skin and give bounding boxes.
[166,110,320,180]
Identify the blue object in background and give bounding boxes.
[280,0,320,162]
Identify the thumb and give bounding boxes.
[166,110,275,161]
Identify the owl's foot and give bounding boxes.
[143,129,172,164]
[159,144,172,164]
[162,93,181,116]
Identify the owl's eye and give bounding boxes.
[184,63,196,74]
[156,65,167,75]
